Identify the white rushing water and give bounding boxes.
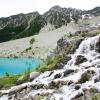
[66,34,100,67]
[0,35,100,100]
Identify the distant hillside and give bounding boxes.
[0,12,46,42]
[86,7,100,16]
[0,6,100,42]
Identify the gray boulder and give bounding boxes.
[29,72,40,81]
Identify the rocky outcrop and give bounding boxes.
[55,36,83,55]
[16,72,40,85]
[43,6,82,28]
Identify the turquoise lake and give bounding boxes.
[0,58,42,77]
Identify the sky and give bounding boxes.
[0,0,100,17]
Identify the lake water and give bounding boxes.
[0,58,42,77]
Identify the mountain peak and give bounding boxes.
[50,5,62,11]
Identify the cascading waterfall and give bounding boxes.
[0,35,100,100]
[66,34,100,67]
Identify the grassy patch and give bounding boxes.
[79,31,100,37]
[0,75,20,89]
[92,93,100,100]
[67,31,100,39]
[0,68,31,89]
[36,55,63,72]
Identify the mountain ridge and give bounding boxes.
[0,6,100,42]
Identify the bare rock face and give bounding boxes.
[55,37,83,55]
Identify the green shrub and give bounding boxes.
[30,38,35,44]
[25,46,32,52]
[36,55,63,72]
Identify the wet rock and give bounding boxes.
[0,92,3,97]
[87,70,95,74]
[49,81,58,89]
[77,70,95,84]
[97,65,100,68]
[49,81,67,89]
[75,85,81,90]
[62,55,71,64]
[31,84,48,89]
[8,96,12,100]
[8,85,27,96]
[94,76,100,83]
[67,81,74,85]
[75,55,87,65]
[72,93,83,100]
[54,73,62,79]
[49,71,54,77]
[63,69,74,77]
[8,90,16,97]
[96,37,100,53]
[55,62,64,69]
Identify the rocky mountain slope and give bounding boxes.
[0,34,100,100]
[0,6,100,43]
[85,7,100,16]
